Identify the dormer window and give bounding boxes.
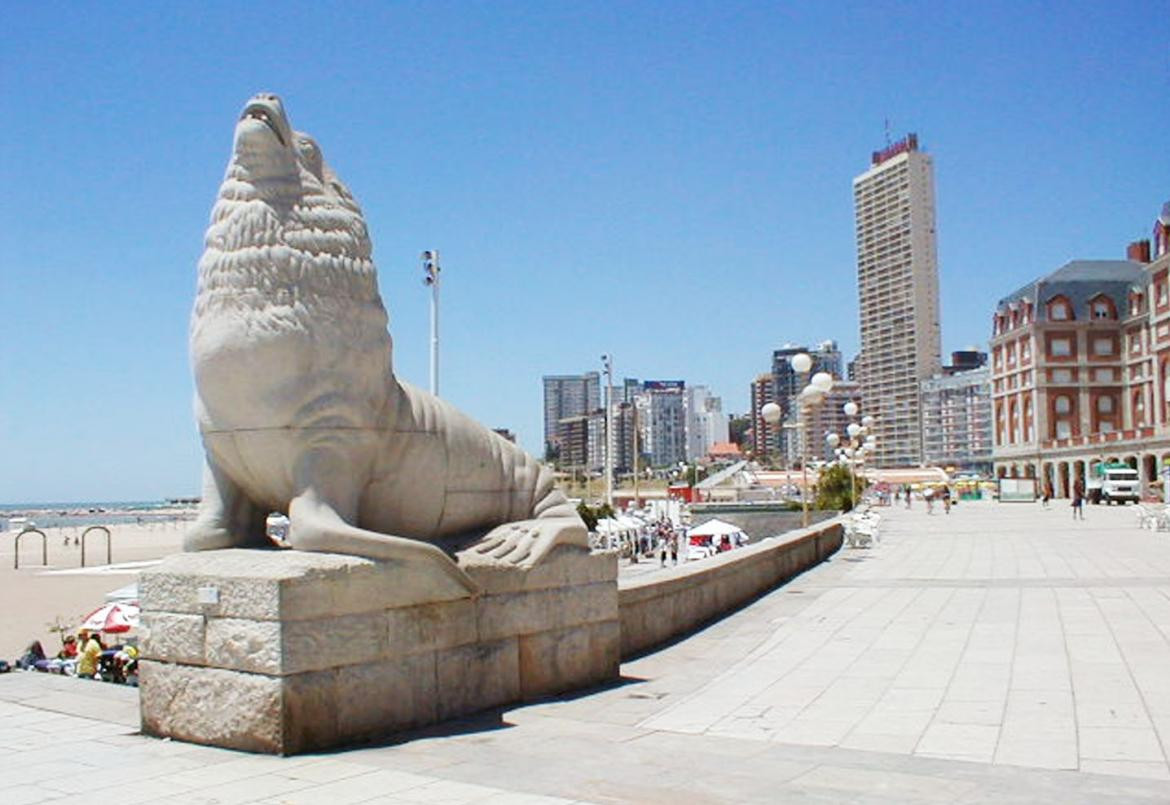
[1089,295,1116,320]
[1048,296,1072,321]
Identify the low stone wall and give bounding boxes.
[139,546,618,754]
[618,519,842,658]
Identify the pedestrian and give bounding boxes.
[1042,480,1053,509]
[1071,478,1085,520]
[941,485,951,514]
[924,487,934,514]
[905,486,912,509]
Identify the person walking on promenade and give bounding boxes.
[1071,478,1086,520]
[1042,480,1053,509]
[905,486,912,509]
[941,485,951,514]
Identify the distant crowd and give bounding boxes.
[4,631,138,685]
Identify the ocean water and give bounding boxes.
[0,501,196,530]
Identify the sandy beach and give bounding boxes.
[0,519,188,660]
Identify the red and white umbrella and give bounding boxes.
[80,602,140,634]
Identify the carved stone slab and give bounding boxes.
[139,547,618,754]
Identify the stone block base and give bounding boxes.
[139,546,618,754]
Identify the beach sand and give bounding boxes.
[0,521,187,660]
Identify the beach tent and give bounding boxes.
[686,518,743,538]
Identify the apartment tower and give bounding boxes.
[853,133,943,466]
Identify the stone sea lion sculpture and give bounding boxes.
[186,93,587,591]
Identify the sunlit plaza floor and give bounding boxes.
[4,500,1170,803]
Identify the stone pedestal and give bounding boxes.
[138,547,618,754]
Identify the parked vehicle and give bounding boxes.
[1087,462,1140,505]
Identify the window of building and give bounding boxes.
[1131,293,1144,316]
[1093,337,1114,356]
[1050,337,1072,357]
[1132,334,1143,354]
[1055,420,1072,439]
[1054,395,1071,415]
[1049,299,1071,320]
[1097,396,1114,414]
[1094,368,1114,382]
[1051,368,1074,383]
[1100,422,1115,434]
[1159,282,1168,307]
[1089,296,1116,319]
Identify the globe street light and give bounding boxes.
[760,401,783,471]
[829,401,871,512]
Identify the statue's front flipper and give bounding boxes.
[464,487,589,568]
[184,458,265,551]
[286,448,478,595]
[463,516,588,568]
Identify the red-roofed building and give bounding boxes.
[707,442,743,461]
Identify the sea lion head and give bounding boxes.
[192,93,392,435]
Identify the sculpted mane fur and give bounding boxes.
[186,93,587,590]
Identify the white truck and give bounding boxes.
[1087,463,1140,505]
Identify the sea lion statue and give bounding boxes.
[186,93,587,591]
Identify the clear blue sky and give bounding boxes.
[2,2,1167,503]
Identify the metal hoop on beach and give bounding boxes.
[80,525,112,567]
[14,527,47,570]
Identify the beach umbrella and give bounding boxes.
[80,602,140,634]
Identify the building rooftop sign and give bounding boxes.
[871,133,919,166]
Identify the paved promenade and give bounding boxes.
[4,501,1170,802]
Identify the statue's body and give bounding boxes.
[186,93,586,590]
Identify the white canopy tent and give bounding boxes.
[686,518,745,538]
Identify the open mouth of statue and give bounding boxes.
[240,103,286,147]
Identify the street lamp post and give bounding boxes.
[601,354,614,510]
[829,405,875,511]
[421,250,441,396]
[762,352,828,528]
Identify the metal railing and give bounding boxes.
[14,527,47,570]
[80,525,112,567]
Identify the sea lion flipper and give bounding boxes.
[184,459,265,551]
[465,515,589,569]
[287,487,478,595]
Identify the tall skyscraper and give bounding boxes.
[853,133,943,466]
[542,372,601,462]
[637,381,687,467]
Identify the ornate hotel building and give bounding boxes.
[991,204,1170,494]
[853,134,943,467]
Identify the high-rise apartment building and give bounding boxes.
[750,373,778,460]
[921,366,993,475]
[637,381,687,467]
[853,133,943,467]
[542,372,601,461]
[685,385,728,460]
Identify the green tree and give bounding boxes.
[728,415,751,447]
[815,464,866,512]
[576,501,615,531]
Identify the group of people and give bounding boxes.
[654,520,680,566]
[898,484,953,514]
[11,630,139,684]
[1040,478,1087,519]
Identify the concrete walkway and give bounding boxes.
[4,501,1170,803]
